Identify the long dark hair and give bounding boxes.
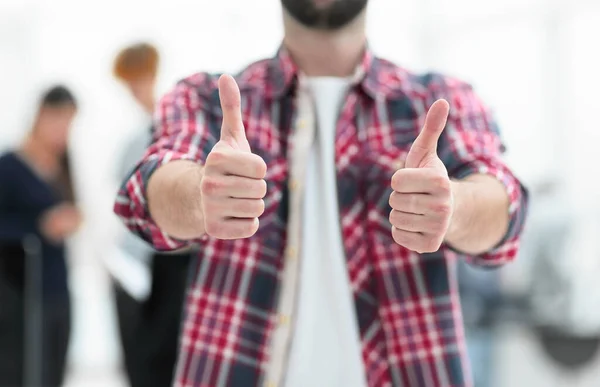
[38,85,77,203]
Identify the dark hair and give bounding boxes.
[37,85,78,203]
[40,85,77,109]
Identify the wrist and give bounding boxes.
[445,179,469,244]
[148,160,205,239]
[178,164,205,226]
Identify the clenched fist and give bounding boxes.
[389,99,453,253]
[200,75,267,239]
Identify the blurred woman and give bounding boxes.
[0,85,82,387]
[110,43,192,387]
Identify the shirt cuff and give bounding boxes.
[449,158,529,267]
[114,150,203,252]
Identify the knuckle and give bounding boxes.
[204,219,222,236]
[388,191,398,210]
[261,180,268,197]
[252,156,268,178]
[391,227,403,245]
[390,211,404,228]
[237,199,264,217]
[407,220,418,231]
[416,241,430,254]
[424,239,441,253]
[240,218,260,239]
[250,218,260,234]
[200,176,220,196]
[410,235,429,254]
[431,202,452,217]
[408,195,420,212]
[206,149,225,166]
[432,174,450,191]
[243,200,256,215]
[257,199,265,216]
[393,213,414,230]
[256,179,268,198]
[430,217,447,233]
[392,227,413,249]
[390,171,403,191]
[421,246,433,254]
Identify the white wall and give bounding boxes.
[0,2,39,151]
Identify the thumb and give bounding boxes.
[405,99,450,168]
[218,74,250,152]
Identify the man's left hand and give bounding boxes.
[389,99,453,253]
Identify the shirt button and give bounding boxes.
[264,381,276,387]
[297,119,307,129]
[289,179,298,191]
[286,246,297,260]
[278,314,290,326]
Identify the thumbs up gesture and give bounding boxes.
[389,100,453,253]
[200,75,267,239]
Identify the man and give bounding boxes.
[114,1,528,386]
[110,43,192,387]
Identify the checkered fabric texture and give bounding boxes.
[114,46,528,387]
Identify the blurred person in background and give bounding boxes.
[0,85,81,387]
[110,42,192,387]
[458,259,503,387]
[114,1,529,386]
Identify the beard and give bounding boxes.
[281,0,368,30]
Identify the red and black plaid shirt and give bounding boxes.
[115,46,528,387]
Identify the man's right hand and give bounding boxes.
[200,75,268,239]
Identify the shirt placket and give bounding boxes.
[264,79,315,387]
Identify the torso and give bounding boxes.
[176,53,472,386]
[284,76,367,387]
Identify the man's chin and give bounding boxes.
[313,0,337,9]
[282,0,368,31]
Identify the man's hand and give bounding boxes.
[200,75,268,239]
[389,99,452,253]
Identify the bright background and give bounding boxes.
[1,0,600,386]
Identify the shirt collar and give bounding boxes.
[261,43,403,100]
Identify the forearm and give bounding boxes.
[147,160,205,240]
[445,174,510,255]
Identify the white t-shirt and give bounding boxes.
[285,77,368,387]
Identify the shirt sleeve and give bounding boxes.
[113,74,220,251]
[429,75,529,267]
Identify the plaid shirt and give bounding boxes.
[114,46,528,387]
